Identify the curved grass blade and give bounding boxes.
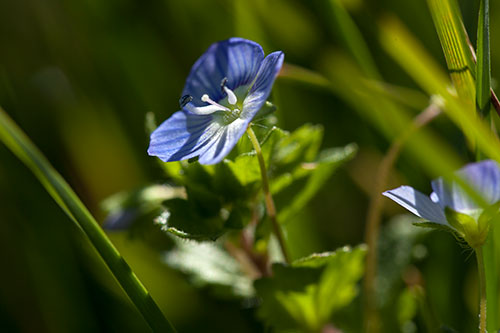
[0,107,176,332]
[379,18,500,331]
[324,0,380,80]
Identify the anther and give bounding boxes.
[220,77,228,92]
[179,95,193,107]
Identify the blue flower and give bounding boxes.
[148,38,284,165]
[383,160,500,247]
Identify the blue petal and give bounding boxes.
[383,186,447,224]
[104,209,137,230]
[241,51,284,121]
[431,160,500,211]
[182,38,264,105]
[198,118,249,165]
[148,111,224,162]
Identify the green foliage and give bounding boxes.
[113,123,356,241]
[276,144,357,223]
[255,245,366,331]
[3,0,500,330]
[396,288,418,327]
[0,107,177,332]
[162,236,254,298]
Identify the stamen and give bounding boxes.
[184,102,224,115]
[201,94,230,111]
[179,95,193,107]
[223,86,238,105]
[220,77,228,92]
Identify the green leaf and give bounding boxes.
[272,124,323,173]
[213,161,248,201]
[163,237,254,298]
[226,154,261,188]
[253,101,278,121]
[102,184,184,213]
[157,198,225,241]
[444,207,488,248]
[276,143,357,223]
[412,221,457,234]
[372,215,437,332]
[255,245,366,331]
[397,288,418,326]
[160,161,184,183]
[315,245,366,323]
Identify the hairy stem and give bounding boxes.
[247,125,290,264]
[476,246,487,333]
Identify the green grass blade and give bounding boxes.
[427,0,476,103]
[482,231,499,330]
[321,50,463,178]
[0,107,177,332]
[325,0,380,80]
[476,1,497,329]
[379,18,500,330]
[476,0,491,117]
[379,18,500,164]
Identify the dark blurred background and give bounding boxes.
[0,0,498,331]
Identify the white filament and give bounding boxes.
[223,86,238,105]
[184,103,222,115]
[201,94,230,111]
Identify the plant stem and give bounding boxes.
[246,125,290,264]
[0,108,176,332]
[363,103,441,333]
[476,246,487,333]
[476,0,491,117]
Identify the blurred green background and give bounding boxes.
[0,0,498,331]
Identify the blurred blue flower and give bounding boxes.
[383,160,500,247]
[148,38,284,165]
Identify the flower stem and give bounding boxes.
[0,107,176,332]
[476,246,487,333]
[363,103,441,333]
[246,125,290,264]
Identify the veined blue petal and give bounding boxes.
[242,51,284,121]
[198,118,249,165]
[182,38,264,105]
[383,186,448,224]
[148,111,225,162]
[431,160,500,212]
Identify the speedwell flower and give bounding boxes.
[383,160,500,247]
[148,38,284,165]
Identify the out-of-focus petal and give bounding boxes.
[182,38,264,105]
[431,160,500,211]
[383,186,448,224]
[242,51,284,121]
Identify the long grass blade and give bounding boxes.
[324,0,381,80]
[427,0,476,103]
[379,18,500,330]
[0,107,177,332]
[476,0,491,117]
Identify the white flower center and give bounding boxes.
[181,78,243,118]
